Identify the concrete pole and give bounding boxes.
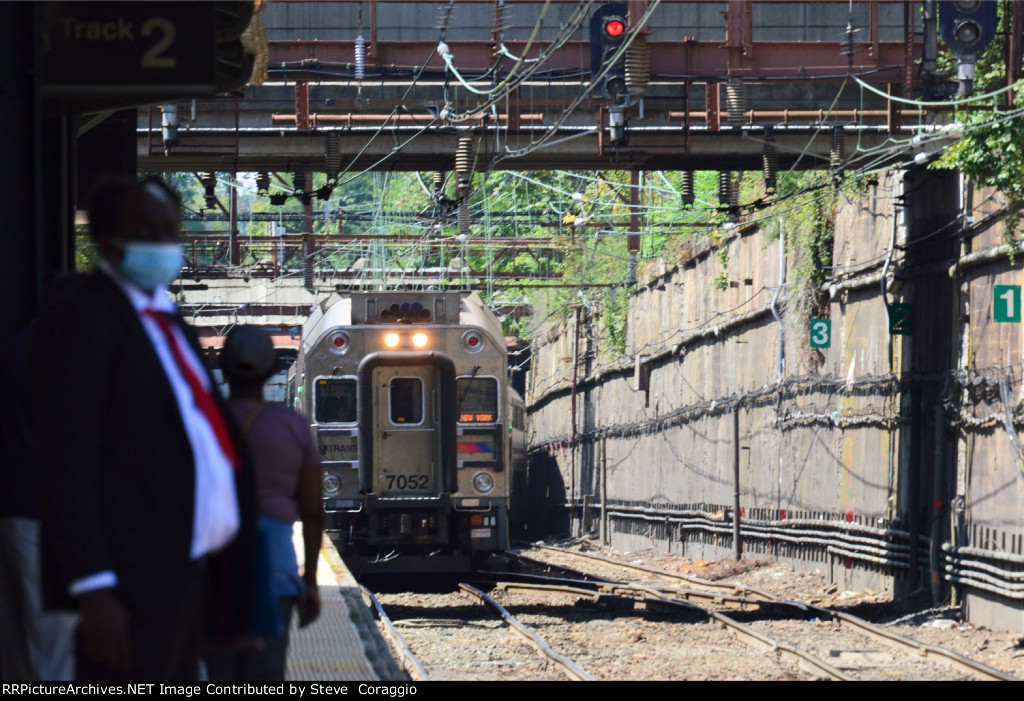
[229,177,239,266]
[733,407,742,560]
[570,304,581,534]
[628,170,640,286]
[931,404,945,606]
[600,438,608,545]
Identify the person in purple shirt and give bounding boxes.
[203,324,322,681]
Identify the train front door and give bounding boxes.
[373,365,439,496]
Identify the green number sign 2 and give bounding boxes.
[810,319,831,348]
[887,303,913,335]
[994,285,1021,323]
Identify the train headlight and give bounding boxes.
[472,472,495,494]
[323,472,342,496]
[462,330,485,353]
[384,332,400,348]
[327,331,351,356]
[412,332,428,348]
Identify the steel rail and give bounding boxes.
[457,582,595,681]
[631,585,854,681]
[491,573,850,681]
[512,547,1021,681]
[499,554,773,612]
[812,607,1021,682]
[493,581,605,601]
[361,586,431,682]
[520,542,780,600]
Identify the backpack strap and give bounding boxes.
[242,401,267,434]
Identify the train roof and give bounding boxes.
[301,290,504,354]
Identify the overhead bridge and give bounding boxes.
[138,0,926,174]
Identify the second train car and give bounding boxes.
[287,290,526,576]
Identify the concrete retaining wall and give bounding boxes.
[526,169,1024,631]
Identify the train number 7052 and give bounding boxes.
[385,474,431,490]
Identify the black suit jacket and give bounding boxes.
[30,270,256,639]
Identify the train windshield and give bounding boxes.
[390,377,423,424]
[457,376,498,423]
[314,378,357,423]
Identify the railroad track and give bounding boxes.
[504,543,1021,681]
[491,577,850,680]
[366,577,832,681]
[362,584,595,681]
[364,565,852,680]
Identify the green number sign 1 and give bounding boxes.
[809,319,831,348]
[994,285,1021,323]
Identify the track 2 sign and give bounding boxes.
[41,2,219,113]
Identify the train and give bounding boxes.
[286,290,526,577]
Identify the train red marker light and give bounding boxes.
[328,330,351,355]
[462,330,484,352]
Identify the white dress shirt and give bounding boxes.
[70,261,240,596]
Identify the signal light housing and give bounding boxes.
[590,2,629,100]
[938,0,997,54]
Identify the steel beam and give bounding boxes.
[268,39,915,81]
[138,124,903,173]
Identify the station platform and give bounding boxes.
[284,531,407,682]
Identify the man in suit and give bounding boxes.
[30,175,256,681]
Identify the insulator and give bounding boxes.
[725,78,747,124]
[354,35,366,81]
[493,2,511,33]
[160,103,178,147]
[830,126,846,172]
[292,172,307,194]
[436,3,454,31]
[625,36,650,94]
[762,125,778,194]
[718,171,733,207]
[199,172,217,208]
[843,21,856,60]
[458,200,470,237]
[455,136,474,192]
[680,170,695,206]
[255,172,271,195]
[432,171,446,192]
[324,133,341,181]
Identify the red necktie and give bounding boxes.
[144,309,240,472]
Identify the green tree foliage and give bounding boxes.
[933,3,1023,245]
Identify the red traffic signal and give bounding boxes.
[604,17,626,38]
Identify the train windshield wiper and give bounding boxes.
[459,365,480,403]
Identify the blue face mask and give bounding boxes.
[115,241,184,290]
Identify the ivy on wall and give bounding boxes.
[932,2,1022,248]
